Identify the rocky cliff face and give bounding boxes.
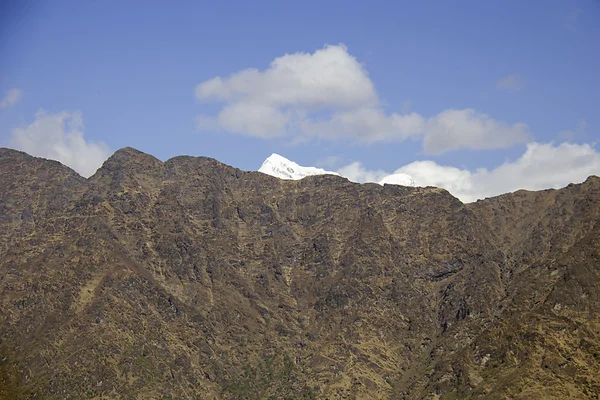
[0,147,599,399]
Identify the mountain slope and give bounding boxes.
[0,147,599,399]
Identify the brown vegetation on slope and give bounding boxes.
[0,147,598,399]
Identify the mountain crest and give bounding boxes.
[91,147,164,179]
[258,153,418,187]
[258,153,339,180]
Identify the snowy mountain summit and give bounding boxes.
[258,153,339,180]
[258,153,416,187]
[378,173,416,187]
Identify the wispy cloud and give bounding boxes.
[314,155,343,169]
[558,119,587,142]
[496,74,521,92]
[400,99,412,114]
[0,88,22,109]
[195,44,529,154]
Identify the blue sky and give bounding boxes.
[1,0,599,201]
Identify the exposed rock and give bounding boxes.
[0,147,599,399]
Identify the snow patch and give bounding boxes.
[378,173,416,187]
[258,153,417,187]
[258,153,339,180]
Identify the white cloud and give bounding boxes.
[301,108,424,142]
[0,88,23,109]
[337,142,600,203]
[496,74,521,92]
[423,109,530,154]
[8,110,111,177]
[337,162,391,183]
[196,44,378,110]
[393,161,474,197]
[195,44,529,153]
[558,119,587,142]
[218,102,289,138]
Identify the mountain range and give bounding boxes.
[1,146,599,399]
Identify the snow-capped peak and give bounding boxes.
[258,153,417,187]
[378,173,416,187]
[258,153,339,180]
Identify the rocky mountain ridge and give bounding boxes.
[0,147,599,399]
